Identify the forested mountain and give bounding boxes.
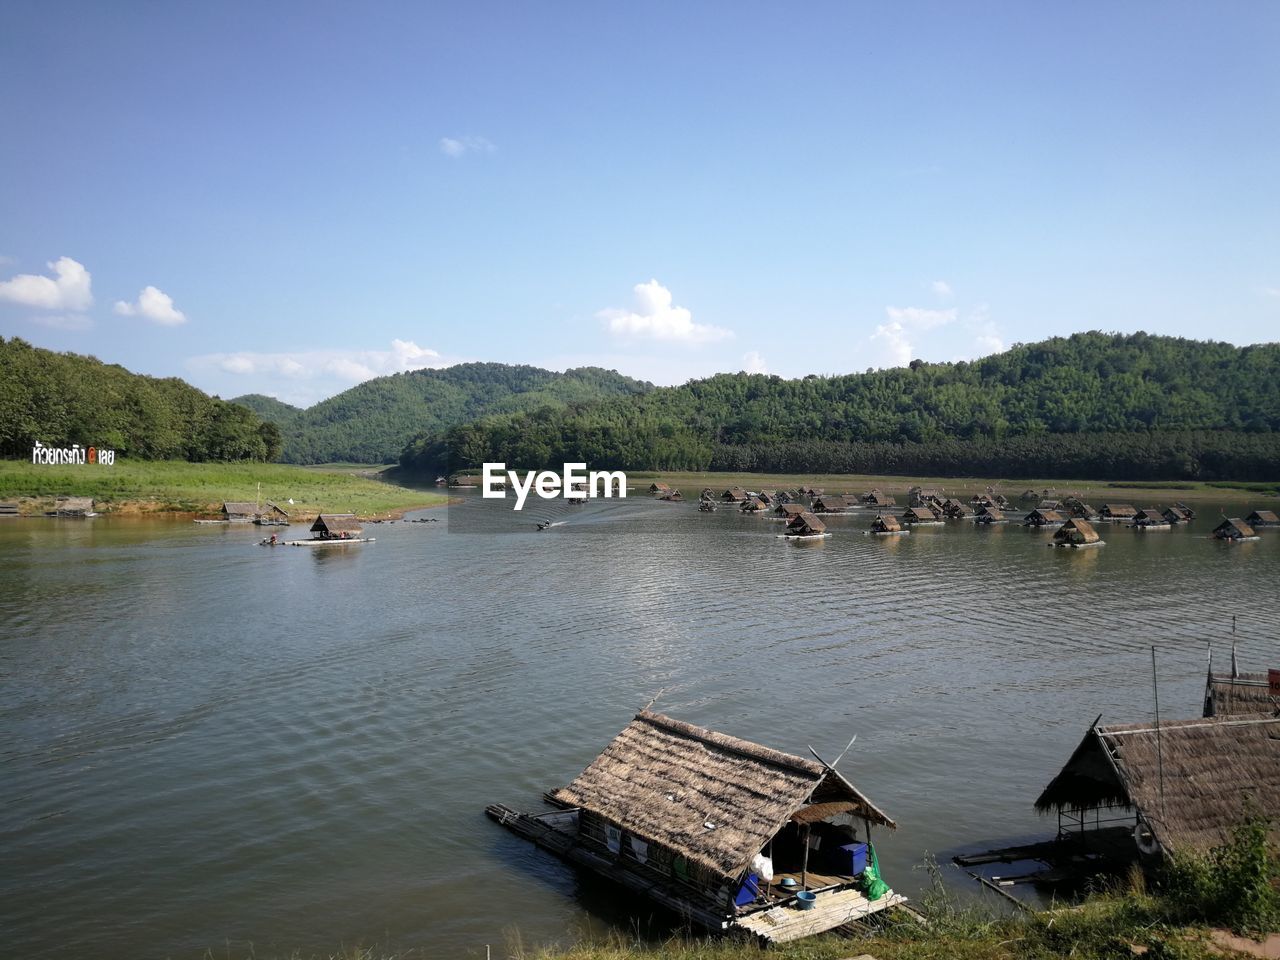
[0,337,279,461]
[269,362,653,464]
[230,393,302,426]
[401,333,1280,481]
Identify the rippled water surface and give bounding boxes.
[2,491,1278,958]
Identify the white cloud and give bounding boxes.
[931,279,953,299]
[440,135,495,158]
[742,350,768,374]
[114,285,187,325]
[598,279,733,344]
[869,305,957,368]
[0,257,93,311]
[192,338,446,384]
[1263,286,1280,298]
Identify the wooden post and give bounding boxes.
[801,822,811,889]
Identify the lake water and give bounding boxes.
[2,489,1278,959]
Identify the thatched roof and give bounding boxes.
[811,497,846,513]
[871,514,901,532]
[775,503,805,518]
[1162,506,1190,522]
[787,511,826,535]
[976,506,1005,521]
[901,505,936,520]
[310,513,362,535]
[1204,673,1279,718]
[721,488,747,501]
[549,710,894,881]
[1054,517,1101,544]
[1101,503,1137,518]
[55,496,94,512]
[1135,508,1167,524]
[1213,518,1256,539]
[222,501,258,516]
[649,482,671,493]
[1247,510,1279,525]
[263,501,289,518]
[1024,508,1064,524]
[1035,717,1280,855]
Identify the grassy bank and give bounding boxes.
[623,471,1280,505]
[0,460,447,519]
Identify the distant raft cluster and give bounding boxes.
[651,483,1280,549]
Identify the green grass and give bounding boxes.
[0,459,447,519]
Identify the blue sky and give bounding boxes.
[2,1,1277,406]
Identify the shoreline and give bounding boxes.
[0,460,450,521]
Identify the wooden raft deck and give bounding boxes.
[733,889,908,944]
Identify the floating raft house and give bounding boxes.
[1246,509,1279,527]
[487,710,904,944]
[1050,518,1104,549]
[1035,716,1280,860]
[784,511,828,538]
[1212,518,1259,542]
[1203,666,1280,719]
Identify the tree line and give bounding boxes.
[400,332,1280,480]
[0,337,280,462]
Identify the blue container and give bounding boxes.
[796,890,817,910]
[829,842,868,876]
[733,873,760,907]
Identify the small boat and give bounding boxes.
[537,520,552,531]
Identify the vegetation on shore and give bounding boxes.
[625,470,1280,503]
[403,333,1280,481]
[0,460,445,519]
[1,337,279,462]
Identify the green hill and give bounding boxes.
[273,362,653,464]
[402,332,1280,481]
[229,393,302,426]
[0,337,279,462]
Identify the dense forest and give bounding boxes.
[243,363,652,464]
[0,337,280,462]
[230,393,302,427]
[401,333,1280,481]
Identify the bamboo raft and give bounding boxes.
[282,537,376,546]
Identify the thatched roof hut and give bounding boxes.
[865,492,896,507]
[261,501,290,519]
[1203,671,1280,719]
[721,487,748,503]
[1035,716,1280,856]
[774,503,805,519]
[740,496,769,512]
[1068,502,1099,519]
[1161,505,1190,524]
[1037,499,1063,511]
[1212,518,1257,541]
[942,499,972,518]
[1100,503,1137,519]
[1133,508,1169,526]
[810,496,847,514]
[549,710,895,884]
[1246,509,1279,527]
[871,514,901,533]
[786,512,826,537]
[1052,518,1102,546]
[661,490,684,502]
[974,506,1006,523]
[1023,508,1064,526]
[649,482,671,494]
[221,501,258,520]
[901,505,939,524]
[310,514,363,539]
